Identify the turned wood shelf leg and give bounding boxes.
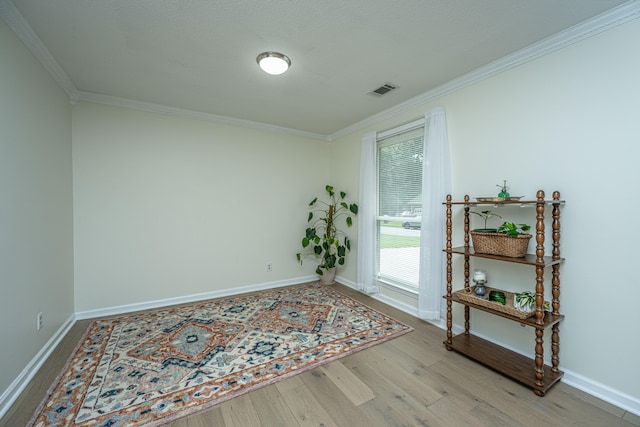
[445,195,453,349]
[463,195,470,334]
[551,191,562,373]
[534,190,546,390]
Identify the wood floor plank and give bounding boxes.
[556,381,628,418]
[359,398,443,427]
[469,401,527,427]
[247,382,302,426]
[379,332,445,367]
[428,396,495,426]
[164,405,225,426]
[374,338,439,374]
[275,375,339,426]
[352,344,443,406]
[380,345,481,413]
[298,369,374,427]
[431,356,555,426]
[344,350,445,426]
[319,360,375,406]
[219,395,261,427]
[624,411,640,426]
[530,385,637,427]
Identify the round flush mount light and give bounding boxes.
[256,51,291,75]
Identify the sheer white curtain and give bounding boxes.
[418,107,452,320]
[357,131,379,294]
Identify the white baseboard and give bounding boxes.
[334,275,356,289]
[562,369,640,417]
[75,275,317,320]
[369,292,419,318]
[336,276,420,317]
[0,313,76,419]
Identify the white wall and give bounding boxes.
[331,18,640,402]
[72,102,329,311]
[3,1,639,414]
[0,18,74,395]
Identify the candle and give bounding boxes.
[473,269,486,282]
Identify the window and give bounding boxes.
[377,122,424,289]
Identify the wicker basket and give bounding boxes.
[470,231,532,258]
[455,286,537,319]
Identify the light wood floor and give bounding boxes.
[2,283,638,427]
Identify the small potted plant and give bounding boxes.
[471,220,532,258]
[514,291,550,312]
[470,210,502,232]
[497,221,531,236]
[296,185,358,284]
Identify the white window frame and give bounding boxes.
[376,119,425,291]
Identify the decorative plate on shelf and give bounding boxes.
[475,196,524,202]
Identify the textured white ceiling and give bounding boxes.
[6,0,632,136]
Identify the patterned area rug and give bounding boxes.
[29,283,412,426]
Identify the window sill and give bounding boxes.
[377,278,419,298]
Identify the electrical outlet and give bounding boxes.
[37,312,44,330]
[267,263,273,272]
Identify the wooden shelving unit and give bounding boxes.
[443,190,565,396]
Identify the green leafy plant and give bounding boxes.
[497,221,531,236]
[470,210,502,231]
[515,291,550,311]
[296,185,358,275]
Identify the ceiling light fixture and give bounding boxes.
[256,51,291,75]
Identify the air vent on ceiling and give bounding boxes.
[369,82,398,96]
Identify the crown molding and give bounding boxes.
[0,0,328,141]
[75,91,330,141]
[0,0,78,99]
[3,0,638,142]
[329,1,640,141]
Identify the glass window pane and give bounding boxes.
[377,127,423,289]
